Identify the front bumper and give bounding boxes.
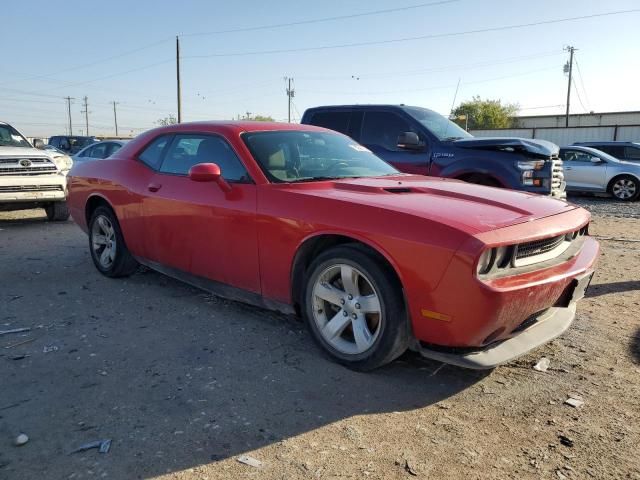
[0,174,67,203]
[418,303,577,369]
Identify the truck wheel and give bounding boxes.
[88,206,138,277]
[303,245,409,371]
[463,174,501,187]
[44,201,70,221]
[609,175,639,201]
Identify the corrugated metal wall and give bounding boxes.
[470,125,640,146]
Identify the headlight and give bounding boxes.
[517,160,545,170]
[52,155,73,172]
[476,249,494,274]
[494,246,511,268]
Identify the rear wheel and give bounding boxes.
[303,245,409,371]
[88,206,138,277]
[609,175,639,201]
[44,201,70,221]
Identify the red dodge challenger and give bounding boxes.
[68,121,599,370]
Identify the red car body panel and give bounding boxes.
[68,121,599,352]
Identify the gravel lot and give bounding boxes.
[1,205,639,480]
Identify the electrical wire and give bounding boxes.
[571,76,588,113]
[185,9,640,58]
[573,56,591,111]
[181,0,461,37]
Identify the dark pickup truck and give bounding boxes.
[301,104,566,198]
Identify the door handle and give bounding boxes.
[147,183,162,192]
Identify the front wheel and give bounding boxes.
[610,175,639,201]
[44,201,70,221]
[88,206,138,277]
[303,245,409,371]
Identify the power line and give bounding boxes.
[185,9,640,58]
[573,56,591,111]
[181,0,461,37]
[571,76,588,112]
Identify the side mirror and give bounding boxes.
[397,132,423,151]
[188,163,232,192]
[33,139,45,149]
[590,157,602,164]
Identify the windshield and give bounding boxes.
[402,106,472,141]
[0,124,32,148]
[242,130,398,183]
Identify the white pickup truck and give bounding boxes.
[0,121,73,221]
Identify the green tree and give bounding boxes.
[243,114,274,122]
[156,114,178,126]
[452,96,519,130]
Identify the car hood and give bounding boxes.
[0,145,62,159]
[452,137,559,158]
[292,175,576,234]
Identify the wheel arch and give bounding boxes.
[85,194,116,227]
[455,172,505,187]
[290,233,405,316]
[606,173,640,193]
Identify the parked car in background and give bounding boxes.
[302,105,566,198]
[0,121,73,220]
[560,145,640,201]
[68,121,598,370]
[48,135,97,155]
[72,140,128,165]
[573,141,640,163]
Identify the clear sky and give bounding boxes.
[2,0,640,137]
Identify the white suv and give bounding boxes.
[0,121,73,221]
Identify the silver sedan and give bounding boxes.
[72,140,128,165]
[560,146,640,201]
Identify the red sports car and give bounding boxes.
[68,121,599,370]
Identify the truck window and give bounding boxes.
[597,145,624,158]
[308,111,351,134]
[361,111,413,151]
[624,146,640,160]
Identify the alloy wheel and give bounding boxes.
[91,215,117,269]
[612,178,637,200]
[311,264,383,355]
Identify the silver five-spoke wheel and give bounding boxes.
[311,264,382,355]
[91,215,117,269]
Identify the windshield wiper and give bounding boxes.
[443,136,465,141]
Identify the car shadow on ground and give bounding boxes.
[0,219,485,479]
[631,328,640,365]
[587,280,640,298]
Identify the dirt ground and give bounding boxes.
[1,201,639,480]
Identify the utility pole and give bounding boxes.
[176,35,182,123]
[81,96,90,136]
[564,46,575,128]
[111,101,119,136]
[285,77,295,123]
[64,96,74,136]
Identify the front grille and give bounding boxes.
[0,185,63,193]
[516,235,566,260]
[551,157,565,192]
[0,157,58,176]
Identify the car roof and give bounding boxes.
[144,120,332,135]
[304,104,414,111]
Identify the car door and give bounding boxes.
[358,110,430,175]
[142,133,260,293]
[560,149,608,192]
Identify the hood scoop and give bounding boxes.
[383,187,413,194]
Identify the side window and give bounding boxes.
[361,111,414,151]
[78,146,93,158]
[598,145,624,158]
[105,143,122,157]
[159,134,249,182]
[561,150,592,163]
[90,143,109,159]
[139,135,171,170]
[624,146,640,160]
[309,111,351,134]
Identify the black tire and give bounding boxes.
[302,245,409,371]
[44,201,70,221]
[608,175,640,201]
[88,206,138,277]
